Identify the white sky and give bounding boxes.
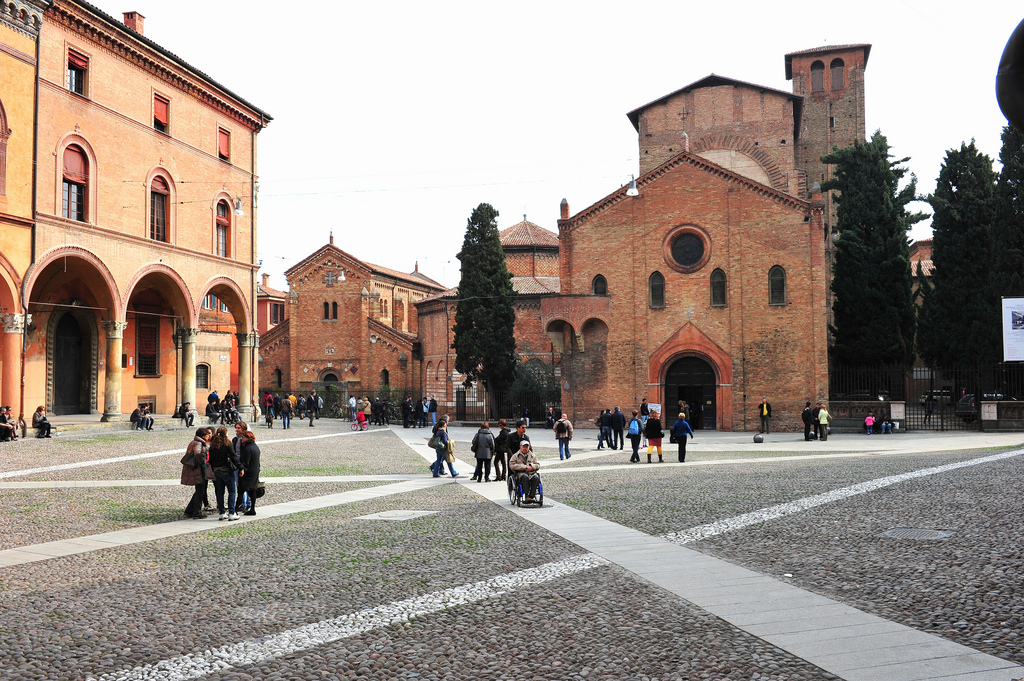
[100,0,1021,289]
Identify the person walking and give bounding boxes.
[671,413,695,462]
[801,402,814,441]
[208,426,241,521]
[236,428,261,515]
[758,398,772,434]
[610,407,625,450]
[429,396,438,426]
[644,410,664,463]
[554,413,573,460]
[817,403,831,442]
[627,410,643,463]
[430,419,458,478]
[493,419,510,481]
[181,428,213,518]
[349,395,357,421]
[308,390,320,426]
[471,422,496,482]
[279,394,292,429]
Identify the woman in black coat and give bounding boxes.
[235,428,261,515]
[644,411,664,463]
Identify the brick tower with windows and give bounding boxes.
[786,44,870,234]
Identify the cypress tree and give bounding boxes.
[990,125,1024,304]
[823,131,926,367]
[917,141,998,366]
[452,203,518,410]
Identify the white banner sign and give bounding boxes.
[1002,297,1024,361]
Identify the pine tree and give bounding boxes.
[823,131,926,367]
[452,204,518,410]
[917,141,998,366]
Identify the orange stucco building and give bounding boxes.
[0,1,271,422]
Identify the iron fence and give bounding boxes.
[453,384,560,423]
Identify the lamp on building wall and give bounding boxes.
[626,175,639,197]
[234,198,245,216]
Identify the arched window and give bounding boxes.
[830,58,845,90]
[196,363,210,390]
[382,368,390,386]
[150,176,169,241]
[649,272,665,308]
[710,269,727,306]
[62,145,88,221]
[332,301,338,320]
[215,200,230,257]
[769,266,787,305]
[323,302,330,320]
[592,275,608,295]
[322,372,338,382]
[0,99,8,198]
[274,368,283,388]
[810,60,825,92]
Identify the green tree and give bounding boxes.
[823,131,926,367]
[917,141,998,366]
[990,125,1024,308]
[452,203,518,411]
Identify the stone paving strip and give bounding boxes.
[398,429,1024,681]
[0,477,448,568]
[0,427,383,480]
[0,474,415,488]
[86,554,609,681]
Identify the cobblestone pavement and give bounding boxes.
[0,423,1021,680]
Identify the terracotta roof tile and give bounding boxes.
[499,220,559,248]
[513,276,561,295]
[257,283,287,299]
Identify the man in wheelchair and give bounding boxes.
[508,439,541,504]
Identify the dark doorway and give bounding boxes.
[664,356,717,429]
[53,314,86,414]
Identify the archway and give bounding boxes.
[198,276,254,411]
[664,356,717,429]
[52,313,89,414]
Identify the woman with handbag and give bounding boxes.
[470,421,496,482]
[236,429,262,515]
[181,428,213,518]
[208,426,242,521]
[429,419,459,478]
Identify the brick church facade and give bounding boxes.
[419,44,868,431]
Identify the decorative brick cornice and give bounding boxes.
[0,0,45,40]
[559,152,810,232]
[47,1,268,131]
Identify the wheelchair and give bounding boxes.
[507,471,543,507]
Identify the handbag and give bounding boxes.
[427,432,442,449]
[669,432,677,444]
[180,451,195,467]
[253,481,266,499]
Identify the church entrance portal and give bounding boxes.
[664,357,716,429]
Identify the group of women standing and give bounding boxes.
[180,422,261,519]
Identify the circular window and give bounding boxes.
[671,233,704,268]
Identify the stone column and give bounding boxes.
[237,332,257,415]
[101,320,127,421]
[178,327,198,412]
[0,313,28,416]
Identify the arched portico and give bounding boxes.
[23,246,121,416]
[198,276,255,414]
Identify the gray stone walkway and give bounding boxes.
[395,427,1024,681]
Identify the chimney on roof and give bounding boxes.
[329,230,334,246]
[123,11,144,34]
[681,131,689,152]
[261,273,269,287]
[560,198,569,219]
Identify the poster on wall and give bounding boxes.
[1002,297,1024,361]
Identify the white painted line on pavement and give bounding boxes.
[88,553,608,681]
[662,448,1024,545]
[0,428,386,480]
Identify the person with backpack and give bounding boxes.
[554,413,573,460]
[626,410,643,463]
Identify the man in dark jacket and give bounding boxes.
[801,402,813,440]
[598,409,613,449]
[610,407,625,450]
[507,419,531,455]
[401,396,413,428]
[429,396,438,426]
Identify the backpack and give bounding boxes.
[555,420,567,436]
[317,396,324,409]
[628,418,640,435]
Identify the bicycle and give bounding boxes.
[350,421,369,431]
